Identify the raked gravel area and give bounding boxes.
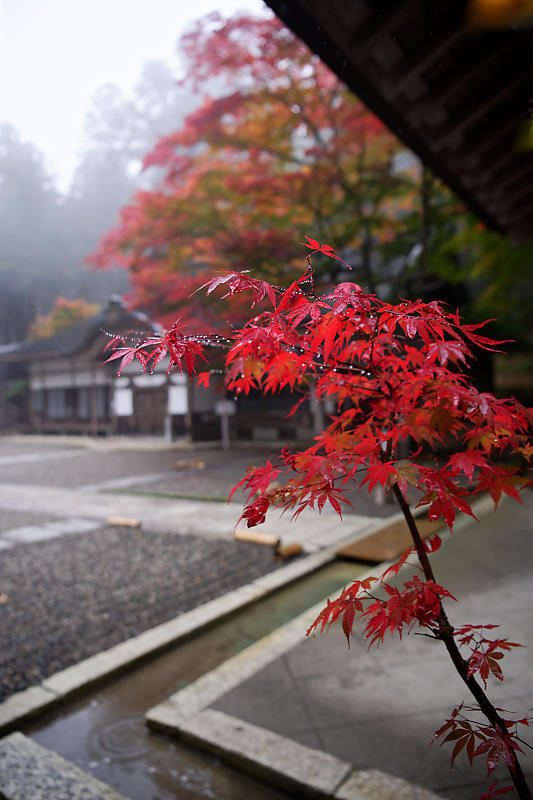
[0,440,397,517]
[0,524,287,701]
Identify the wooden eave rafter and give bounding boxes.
[266,0,533,241]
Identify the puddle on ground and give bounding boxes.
[25,560,366,800]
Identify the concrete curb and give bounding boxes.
[0,732,128,799]
[0,516,389,735]
[146,559,449,800]
[0,495,497,799]
[146,496,497,800]
[0,550,324,734]
[178,712,446,800]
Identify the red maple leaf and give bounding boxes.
[361,461,397,492]
[229,459,281,502]
[474,727,525,775]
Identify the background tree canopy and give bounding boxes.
[1,11,531,356]
[0,59,196,343]
[91,11,531,346]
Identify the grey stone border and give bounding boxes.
[0,496,496,799]
[0,513,394,735]
[146,559,448,799]
[146,496,497,800]
[0,732,128,800]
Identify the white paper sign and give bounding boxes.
[133,373,166,388]
[168,385,188,414]
[215,399,237,416]
[114,388,133,416]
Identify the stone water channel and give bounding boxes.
[23,560,365,800]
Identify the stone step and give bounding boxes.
[0,732,128,800]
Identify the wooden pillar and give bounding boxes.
[90,368,98,437]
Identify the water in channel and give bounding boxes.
[24,560,366,800]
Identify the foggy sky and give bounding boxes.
[0,0,266,192]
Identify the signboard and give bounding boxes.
[215,399,237,416]
[168,385,188,415]
[113,388,133,417]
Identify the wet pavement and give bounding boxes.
[0,435,398,517]
[3,435,528,800]
[209,494,533,800]
[0,436,388,702]
[25,562,361,800]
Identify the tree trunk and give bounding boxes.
[392,484,531,800]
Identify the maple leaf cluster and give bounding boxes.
[195,242,531,535]
[435,703,532,781]
[105,239,531,535]
[305,572,456,648]
[103,319,210,376]
[105,241,532,794]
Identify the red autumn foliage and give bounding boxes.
[105,242,532,797]
[89,13,419,329]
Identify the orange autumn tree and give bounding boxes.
[28,296,101,340]
[90,12,416,328]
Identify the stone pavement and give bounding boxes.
[0,437,389,701]
[0,435,396,552]
[0,434,397,514]
[2,436,530,799]
[0,481,385,552]
[149,494,533,800]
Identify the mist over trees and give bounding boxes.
[90,13,466,331]
[0,58,196,344]
[1,12,531,349]
[0,124,66,343]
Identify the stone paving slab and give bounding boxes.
[179,708,353,798]
[215,496,533,799]
[335,769,446,800]
[145,495,533,800]
[0,481,390,555]
[0,732,128,800]
[1,517,101,546]
[0,449,86,467]
[177,711,448,800]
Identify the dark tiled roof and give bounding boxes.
[0,299,159,363]
[266,0,533,241]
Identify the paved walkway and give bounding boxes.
[3,437,530,799]
[0,437,388,701]
[198,494,533,800]
[0,481,386,552]
[0,436,395,551]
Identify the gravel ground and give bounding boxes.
[0,443,400,516]
[0,525,286,700]
[0,446,277,494]
[0,439,396,704]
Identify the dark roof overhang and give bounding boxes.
[266,0,533,241]
[0,300,158,364]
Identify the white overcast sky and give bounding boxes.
[0,0,266,191]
